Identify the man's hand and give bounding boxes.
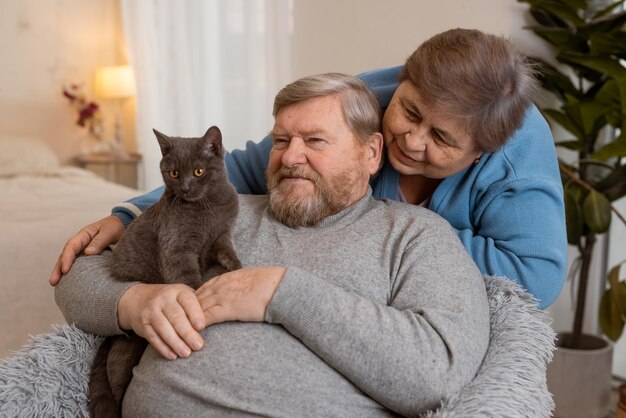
[118,283,207,360]
[196,266,286,326]
[49,215,126,286]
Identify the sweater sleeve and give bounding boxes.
[455,175,567,309]
[112,186,164,227]
[224,135,273,195]
[54,251,138,336]
[264,224,490,416]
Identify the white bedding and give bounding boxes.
[0,166,139,358]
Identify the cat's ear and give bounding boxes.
[153,129,173,156]
[203,126,223,155]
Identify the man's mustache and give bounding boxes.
[274,166,320,183]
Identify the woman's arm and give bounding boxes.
[456,175,567,309]
[441,106,568,309]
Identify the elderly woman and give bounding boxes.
[51,28,567,309]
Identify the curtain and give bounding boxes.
[120,0,292,190]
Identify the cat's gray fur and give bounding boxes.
[88,126,241,418]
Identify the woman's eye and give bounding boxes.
[168,170,180,179]
[432,130,450,147]
[404,107,420,121]
[194,168,205,177]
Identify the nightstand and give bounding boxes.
[77,152,142,189]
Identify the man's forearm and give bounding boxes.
[54,251,137,336]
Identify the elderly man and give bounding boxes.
[55,73,489,417]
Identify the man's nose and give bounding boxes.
[404,126,429,152]
[281,137,308,167]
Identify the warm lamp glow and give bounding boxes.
[94,65,136,99]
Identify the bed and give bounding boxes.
[0,135,140,358]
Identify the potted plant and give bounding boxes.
[517,0,626,416]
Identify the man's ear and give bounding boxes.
[366,132,384,176]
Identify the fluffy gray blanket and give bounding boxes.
[0,276,555,417]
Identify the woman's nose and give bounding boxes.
[404,126,429,152]
[280,138,307,167]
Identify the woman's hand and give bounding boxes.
[118,283,207,360]
[49,215,125,286]
[196,266,286,326]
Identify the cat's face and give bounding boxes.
[154,127,226,202]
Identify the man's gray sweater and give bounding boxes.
[55,190,490,417]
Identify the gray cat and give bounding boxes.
[89,126,241,418]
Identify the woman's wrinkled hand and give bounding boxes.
[49,215,125,286]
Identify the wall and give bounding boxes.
[608,198,626,376]
[0,0,134,164]
[290,0,551,78]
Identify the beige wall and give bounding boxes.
[290,0,550,79]
[0,0,134,164]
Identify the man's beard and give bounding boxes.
[266,165,363,228]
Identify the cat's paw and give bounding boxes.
[217,251,242,272]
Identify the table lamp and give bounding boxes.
[94,65,136,155]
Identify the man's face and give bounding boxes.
[266,94,381,227]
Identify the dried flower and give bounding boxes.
[62,84,105,140]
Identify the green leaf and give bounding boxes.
[584,10,626,34]
[556,139,583,151]
[589,32,626,59]
[559,53,626,79]
[595,165,626,202]
[591,138,626,160]
[583,189,612,232]
[544,108,584,138]
[608,264,626,314]
[600,263,626,341]
[594,78,623,127]
[526,0,587,26]
[592,0,626,20]
[530,27,588,51]
[564,187,584,244]
[529,7,569,27]
[573,101,608,136]
[530,57,581,100]
[600,288,625,341]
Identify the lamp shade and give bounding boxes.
[94,65,136,99]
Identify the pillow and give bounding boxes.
[0,135,60,177]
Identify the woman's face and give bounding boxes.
[382,81,482,179]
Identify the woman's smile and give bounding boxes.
[390,141,424,167]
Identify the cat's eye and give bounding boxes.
[194,168,205,177]
[168,170,180,179]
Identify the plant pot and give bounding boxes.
[548,333,613,418]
